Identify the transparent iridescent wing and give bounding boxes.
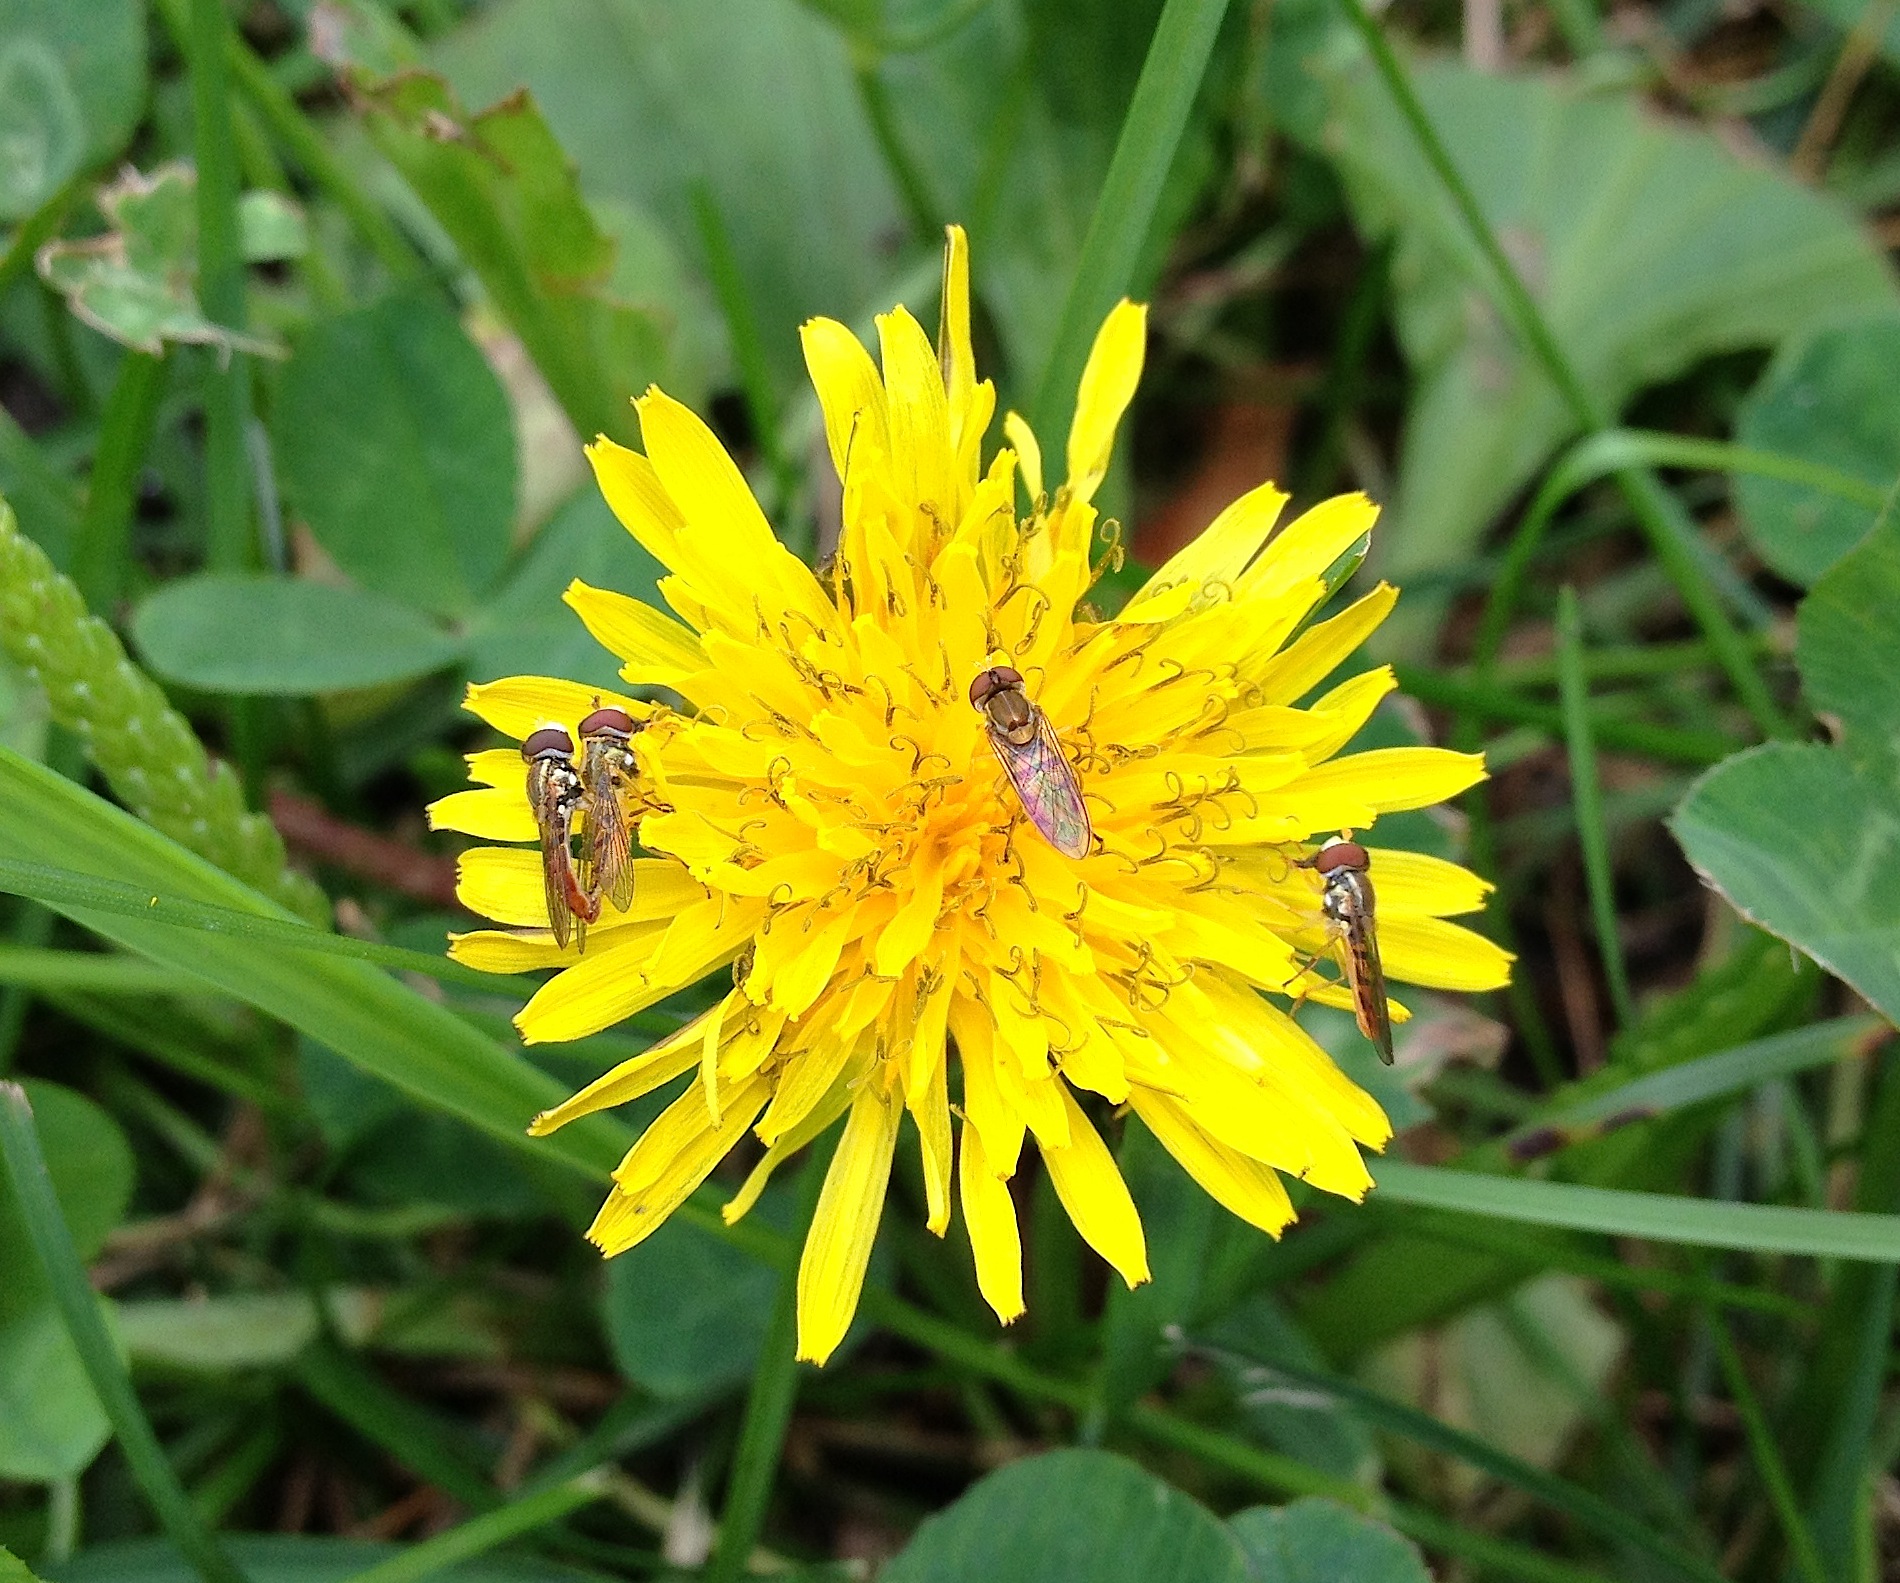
[989,709,1091,858]
[1335,873,1393,1064]
[581,747,636,914]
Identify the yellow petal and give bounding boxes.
[1271,747,1488,827]
[563,580,706,688]
[958,1120,1024,1323]
[1040,1084,1149,1289]
[878,306,953,524]
[465,748,521,788]
[464,676,650,741]
[1378,915,1514,991]
[588,1072,773,1256]
[939,225,977,446]
[1236,491,1379,605]
[1247,582,1397,705]
[1127,1087,1296,1237]
[428,788,535,842]
[460,848,704,930]
[1121,480,1288,620]
[1004,410,1043,502]
[584,437,684,567]
[1370,849,1493,917]
[801,316,890,487]
[528,1010,708,1135]
[905,1033,953,1236]
[446,928,571,973]
[636,387,778,559]
[723,1075,852,1225]
[797,1083,901,1364]
[1065,300,1146,505]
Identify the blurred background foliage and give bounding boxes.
[0,0,1898,1578]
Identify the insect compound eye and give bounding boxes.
[968,670,998,707]
[1312,840,1369,875]
[521,726,574,760]
[579,706,636,738]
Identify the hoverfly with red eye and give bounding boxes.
[522,725,599,951]
[1298,835,1392,1064]
[968,665,1091,859]
[576,705,642,918]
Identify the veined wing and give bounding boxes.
[989,709,1091,859]
[581,752,636,914]
[1335,872,1393,1064]
[532,797,591,951]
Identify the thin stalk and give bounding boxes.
[1709,1313,1829,1583]
[853,59,945,241]
[212,9,422,280]
[1556,587,1633,1025]
[0,172,84,301]
[181,0,256,573]
[1029,0,1233,446]
[1399,664,1738,767]
[705,1153,827,1583]
[339,1474,609,1583]
[72,351,167,613]
[688,184,794,510]
[0,1083,250,1583]
[0,947,190,996]
[0,855,523,993]
[1339,0,1791,740]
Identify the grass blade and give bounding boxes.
[0,745,627,1183]
[1373,1160,1900,1260]
[1709,1313,1829,1583]
[1194,1335,1725,1583]
[1340,0,1791,739]
[72,351,167,613]
[340,1474,609,1583]
[1029,0,1232,444]
[1557,586,1633,1025]
[0,1083,250,1583]
[0,855,526,993]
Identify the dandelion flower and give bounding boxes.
[430,227,1511,1364]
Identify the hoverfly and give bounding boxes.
[522,725,598,951]
[1299,835,1392,1064]
[576,704,641,918]
[968,664,1091,858]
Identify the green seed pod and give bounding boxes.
[0,499,328,925]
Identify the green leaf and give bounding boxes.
[425,0,893,404]
[2,1544,45,1583]
[602,1187,783,1399]
[1276,40,1897,622]
[45,1535,607,1583]
[0,1079,132,1482]
[1735,317,1900,584]
[36,165,281,358]
[465,486,665,693]
[273,291,517,616]
[1671,744,1900,1026]
[1229,1498,1430,1583]
[358,71,695,447]
[1796,499,1900,785]
[0,0,144,220]
[131,574,464,696]
[882,1449,1253,1583]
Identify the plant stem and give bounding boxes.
[1556,587,1633,1025]
[181,0,256,574]
[1338,0,1792,740]
[340,1474,609,1583]
[72,351,167,614]
[0,1083,250,1583]
[1030,0,1233,446]
[706,1153,826,1583]
[209,7,422,281]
